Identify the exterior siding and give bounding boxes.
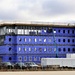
[0,26,75,63]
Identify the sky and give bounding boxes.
[0,0,75,23]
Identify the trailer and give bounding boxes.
[41,58,75,68]
[66,54,75,58]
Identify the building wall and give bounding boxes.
[0,27,75,63]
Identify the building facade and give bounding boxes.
[0,22,75,63]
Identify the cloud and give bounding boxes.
[0,0,75,22]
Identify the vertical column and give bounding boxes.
[4,26,7,35]
[15,26,17,34]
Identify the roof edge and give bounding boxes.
[0,21,75,27]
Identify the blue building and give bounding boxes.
[0,22,75,64]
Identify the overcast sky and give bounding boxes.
[0,0,75,23]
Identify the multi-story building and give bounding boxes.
[0,22,75,63]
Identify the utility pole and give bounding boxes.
[52,29,58,58]
[47,27,58,58]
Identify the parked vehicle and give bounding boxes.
[0,62,14,69]
[24,62,39,68]
[14,62,27,69]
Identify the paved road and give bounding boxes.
[0,71,75,75]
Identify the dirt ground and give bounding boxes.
[0,71,75,75]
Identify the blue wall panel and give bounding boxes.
[0,27,75,63]
[4,36,75,45]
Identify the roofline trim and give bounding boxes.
[0,21,75,27]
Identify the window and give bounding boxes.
[8,29,13,33]
[38,30,41,33]
[72,39,74,43]
[68,30,70,34]
[63,30,65,33]
[44,39,46,42]
[9,38,11,41]
[44,48,46,51]
[53,30,56,33]
[35,38,37,42]
[34,57,37,61]
[39,38,42,42]
[68,48,70,52]
[63,48,66,52]
[29,38,32,42]
[59,48,61,52]
[54,29,56,31]
[17,29,22,34]
[47,28,53,33]
[39,48,42,52]
[72,30,74,34]
[54,48,56,52]
[24,48,26,52]
[49,38,51,42]
[19,38,21,41]
[29,48,31,51]
[68,39,70,42]
[9,47,11,51]
[58,30,60,33]
[34,48,37,51]
[44,30,46,33]
[73,48,75,52]
[63,39,65,42]
[9,57,12,60]
[29,57,32,61]
[25,29,29,35]
[58,39,60,42]
[19,47,21,51]
[24,57,27,61]
[18,56,22,61]
[48,48,52,52]
[24,38,26,42]
[39,57,41,61]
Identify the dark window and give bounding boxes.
[58,39,60,42]
[59,48,61,52]
[58,30,60,33]
[19,38,21,41]
[73,48,75,52]
[39,48,42,52]
[68,39,70,42]
[72,39,74,43]
[68,48,70,52]
[9,57,12,60]
[24,57,27,61]
[63,30,65,33]
[63,39,65,42]
[9,38,11,41]
[19,57,22,61]
[9,47,11,51]
[72,30,74,34]
[54,29,56,31]
[68,30,70,34]
[63,48,66,52]
[47,28,53,33]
